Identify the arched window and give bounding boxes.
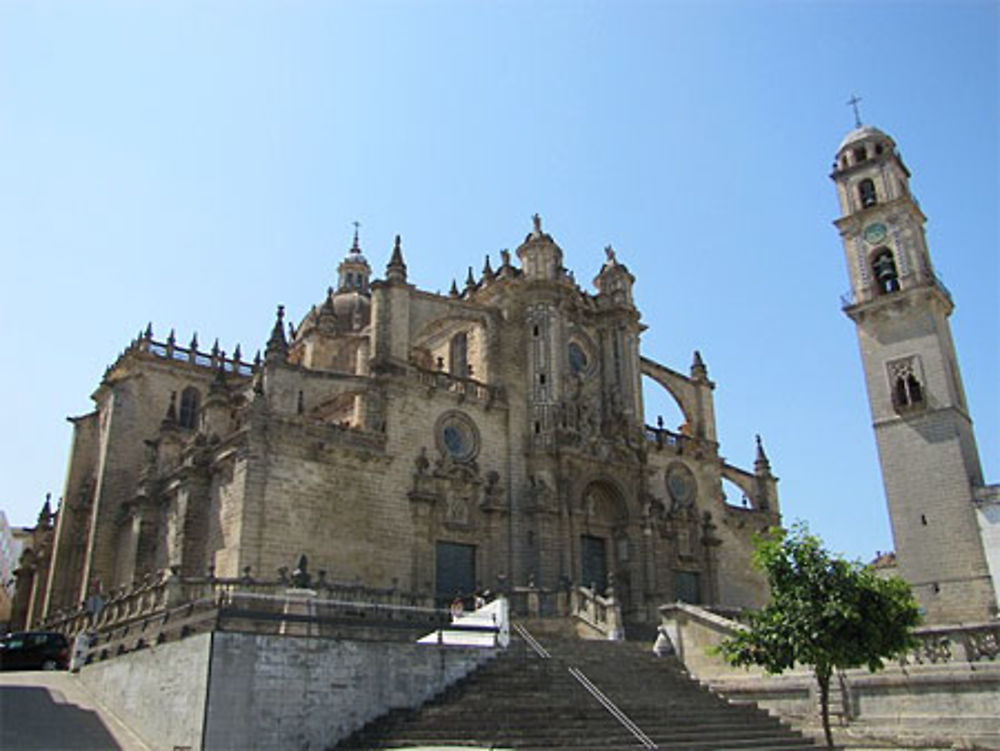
[894,377,909,409]
[858,178,877,208]
[853,146,867,163]
[449,332,468,378]
[568,342,588,375]
[179,387,200,429]
[906,374,923,404]
[871,248,900,294]
[892,373,925,411]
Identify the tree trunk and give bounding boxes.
[815,665,833,748]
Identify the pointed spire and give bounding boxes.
[386,234,407,283]
[38,493,52,527]
[144,322,153,340]
[449,279,459,298]
[167,328,176,347]
[189,332,199,351]
[754,434,772,475]
[482,254,494,280]
[319,287,336,321]
[253,350,262,370]
[690,350,708,381]
[265,305,288,362]
[162,391,178,429]
[350,221,362,254]
[211,356,228,393]
[465,266,476,293]
[233,343,241,363]
[211,338,220,357]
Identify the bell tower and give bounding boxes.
[832,121,996,623]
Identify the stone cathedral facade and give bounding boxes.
[18,217,779,629]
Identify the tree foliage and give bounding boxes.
[717,523,920,747]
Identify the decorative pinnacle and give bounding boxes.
[386,234,407,283]
[38,493,52,526]
[532,213,542,236]
[755,434,772,475]
[847,93,863,128]
[265,304,288,361]
[465,266,476,292]
[350,221,361,253]
[211,355,228,392]
[482,254,494,278]
[691,350,708,380]
[162,391,178,427]
[449,279,459,298]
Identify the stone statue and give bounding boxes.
[415,447,430,475]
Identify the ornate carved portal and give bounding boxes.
[575,480,633,611]
[408,440,507,599]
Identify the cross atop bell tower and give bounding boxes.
[831,123,996,623]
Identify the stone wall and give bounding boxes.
[77,630,496,751]
[78,632,211,751]
[205,633,495,750]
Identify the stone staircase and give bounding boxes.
[334,622,827,750]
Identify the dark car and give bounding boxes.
[0,631,70,671]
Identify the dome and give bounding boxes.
[343,248,368,265]
[837,124,892,154]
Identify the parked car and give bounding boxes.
[0,631,70,671]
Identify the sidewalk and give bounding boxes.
[0,671,151,751]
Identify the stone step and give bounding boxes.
[359,726,812,744]
[334,627,826,750]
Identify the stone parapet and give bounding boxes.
[660,602,1000,749]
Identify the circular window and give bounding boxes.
[435,411,480,463]
[666,464,697,507]
[568,342,589,375]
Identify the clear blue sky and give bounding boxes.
[1,1,996,564]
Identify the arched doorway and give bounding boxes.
[577,480,631,606]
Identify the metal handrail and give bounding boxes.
[568,666,658,749]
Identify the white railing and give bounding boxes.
[417,596,509,648]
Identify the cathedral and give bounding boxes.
[15,215,780,630]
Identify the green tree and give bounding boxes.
[717,523,920,748]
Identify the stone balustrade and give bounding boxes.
[414,366,505,405]
[570,585,623,640]
[39,569,436,640]
[901,620,1000,665]
[644,425,695,454]
[137,330,256,375]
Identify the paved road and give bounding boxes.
[0,671,150,751]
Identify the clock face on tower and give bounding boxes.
[863,222,887,245]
